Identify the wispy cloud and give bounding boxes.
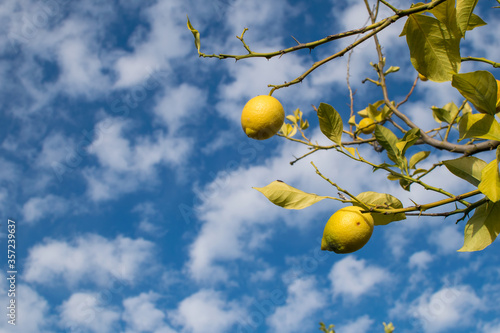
[122,292,176,333]
[409,285,483,333]
[267,276,326,333]
[170,289,242,333]
[0,282,51,333]
[329,255,389,300]
[83,117,191,201]
[22,194,71,224]
[335,315,374,333]
[24,234,156,288]
[58,292,120,333]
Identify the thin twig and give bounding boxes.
[461,56,500,68]
[379,0,399,13]
[396,76,419,108]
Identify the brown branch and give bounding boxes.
[396,75,419,108]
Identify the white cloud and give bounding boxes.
[113,0,190,88]
[408,251,433,270]
[84,117,191,201]
[22,194,70,224]
[133,202,167,236]
[481,320,500,333]
[24,234,155,288]
[0,158,19,183]
[56,37,108,96]
[0,281,51,333]
[225,0,291,35]
[250,267,276,283]
[384,222,413,259]
[267,277,326,333]
[170,289,242,333]
[58,292,120,333]
[329,255,389,299]
[122,292,176,333]
[2,2,114,102]
[36,132,75,169]
[409,285,483,333]
[336,315,374,333]
[428,224,463,254]
[153,83,207,133]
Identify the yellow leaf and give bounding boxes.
[345,147,357,157]
[458,113,500,142]
[253,181,328,210]
[186,16,201,53]
[458,201,500,252]
[478,159,500,202]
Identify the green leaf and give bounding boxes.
[300,119,309,130]
[405,13,461,82]
[458,201,500,252]
[452,71,498,115]
[399,128,421,156]
[431,102,459,124]
[399,177,412,191]
[409,151,430,169]
[317,103,343,144]
[458,113,500,141]
[466,13,487,31]
[186,16,201,54]
[478,148,500,202]
[354,192,406,225]
[387,173,403,181]
[384,66,400,75]
[253,181,328,210]
[412,168,428,176]
[374,125,401,165]
[456,0,479,36]
[431,0,459,35]
[443,156,487,187]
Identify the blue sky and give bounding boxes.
[1,0,500,332]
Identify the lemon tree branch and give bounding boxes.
[461,56,500,68]
[374,189,481,215]
[192,1,447,88]
[395,76,419,109]
[379,0,399,14]
[405,197,488,219]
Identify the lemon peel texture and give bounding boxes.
[321,206,375,254]
[241,95,285,140]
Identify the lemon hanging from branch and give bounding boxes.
[241,95,285,140]
[321,206,375,254]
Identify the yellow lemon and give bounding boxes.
[321,206,374,254]
[241,95,285,140]
[358,118,376,135]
